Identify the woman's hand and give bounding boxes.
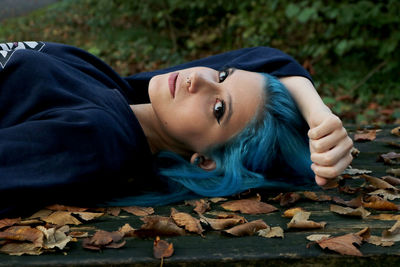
[307,111,354,186]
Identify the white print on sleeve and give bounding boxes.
[0,41,45,69]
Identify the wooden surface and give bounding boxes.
[1,125,399,266]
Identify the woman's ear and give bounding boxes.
[190,153,216,171]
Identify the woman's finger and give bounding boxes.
[311,136,353,166]
[311,152,353,179]
[310,127,348,153]
[308,115,342,140]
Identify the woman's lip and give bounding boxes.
[168,72,179,98]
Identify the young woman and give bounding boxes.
[0,42,353,216]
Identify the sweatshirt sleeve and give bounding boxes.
[123,46,311,104]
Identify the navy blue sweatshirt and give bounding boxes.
[0,42,311,217]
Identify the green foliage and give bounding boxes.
[0,0,399,125]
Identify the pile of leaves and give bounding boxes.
[0,127,399,259]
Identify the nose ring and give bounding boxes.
[186,77,191,85]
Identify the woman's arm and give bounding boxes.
[279,76,354,186]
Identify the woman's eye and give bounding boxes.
[218,69,230,83]
[214,98,225,124]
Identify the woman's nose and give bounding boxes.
[188,72,215,94]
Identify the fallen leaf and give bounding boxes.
[354,129,377,141]
[224,219,268,236]
[46,204,88,212]
[82,230,125,250]
[194,199,211,214]
[366,235,394,247]
[338,185,360,194]
[209,197,227,203]
[258,226,284,238]
[287,211,326,229]
[381,175,400,186]
[391,126,400,137]
[362,174,398,191]
[316,233,363,256]
[279,192,302,206]
[72,212,104,221]
[0,242,42,256]
[330,204,371,218]
[37,225,72,250]
[355,227,371,241]
[118,223,136,237]
[106,207,121,216]
[379,152,400,165]
[362,195,399,211]
[42,211,81,226]
[368,189,400,200]
[135,216,185,237]
[303,191,332,201]
[342,168,372,176]
[199,215,244,231]
[332,195,362,208]
[28,209,53,219]
[153,236,174,259]
[387,168,400,177]
[368,214,400,220]
[351,147,360,157]
[0,226,44,247]
[282,207,305,218]
[221,199,277,214]
[0,218,21,230]
[382,220,400,242]
[121,206,154,216]
[306,234,331,241]
[170,208,203,235]
[69,231,89,238]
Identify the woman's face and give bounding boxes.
[148,67,264,154]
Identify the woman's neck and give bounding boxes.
[130,104,191,157]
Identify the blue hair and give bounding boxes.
[107,73,315,206]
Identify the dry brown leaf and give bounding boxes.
[362,174,398,191]
[306,234,331,241]
[0,226,44,247]
[362,195,399,211]
[29,209,53,219]
[72,212,104,221]
[0,218,21,230]
[135,216,185,237]
[282,207,305,218]
[46,204,88,212]
[121,206,154,216]
[368,189,400,200]
[153,236,174,259]
[387,168,400,177]
[194,199,211,215]
[354,129,377,141]
[170,208,203,235]
[303,191,332,201]
[224,219,268,236]
[221,199,277,214]
[82,230,125,250]
[37,225,72,250]
[332,195,362,208]
[338,185,360,194]
[355,227,370,241]
[287,211,326,229]
[379,152,400,165]
[330,204,371,218]
[316,233,363,256]
[118,223,136,237]
[382,220,400,242]
[209,197,227,203]
[368,214,400,220]
[69,231,89,238]
[381,175,400,186]
[258,226,284,238]
[351,147,360,157]
[367,235,394,247]
[42,211,82,226]
[200,215,244,231]
[391,126,400,137]
[0,242,42,256]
